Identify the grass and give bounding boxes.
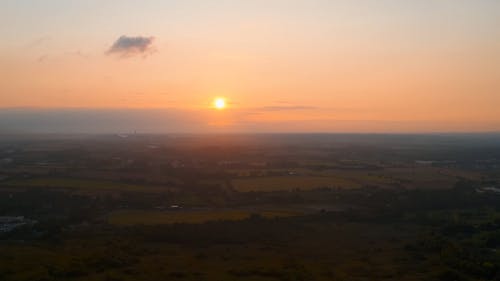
[228,166,479,191]
[231,176,360,192]
[0,221,418,281]
[107,208,303,225]
[4,177,169,193]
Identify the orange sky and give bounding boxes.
[1,1,499,133]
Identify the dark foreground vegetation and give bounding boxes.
[0,134,499,281]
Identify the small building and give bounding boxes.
[476,186,500,194]
[0,216,33,233]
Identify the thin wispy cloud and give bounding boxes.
[106,35,156,58]
[259,106,318,111]
[27,36,51,48]
[67,50,89,59]
[37,54,49,63]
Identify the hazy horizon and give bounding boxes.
[1,108,500,134]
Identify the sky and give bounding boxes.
[1,0,499,133]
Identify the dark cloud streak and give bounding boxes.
[0,109,205,134]
[258,106,318,111]
[106,35,156,57]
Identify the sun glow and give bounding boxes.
[213,97,227,110]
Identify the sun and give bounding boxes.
[213,97,227,110]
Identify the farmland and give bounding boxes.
[107,208,304,225]
[1,134,500,280]
[232,176,360,192]
[3,177,170,193]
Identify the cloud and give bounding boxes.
[37,54,49,63]
[0,108,206,134]
[67,50,89,59]
[27,36,51,48]
[106,35,156,57]
[258,106,318,111]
